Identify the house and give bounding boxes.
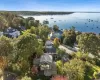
[40,54,57,76]
[32,40,57,77]
[48,30,63,40]
[4,27,20,38]
[45,40,56,53]
[40,54,53,64]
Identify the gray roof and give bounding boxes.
[45,46,56,53]
[45,40,53,46]
[40,54,53,63]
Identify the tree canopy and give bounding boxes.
[53,25,59,32]
[64,59,86,80]
[63,29,76,46]
[0,36,13,56]
[77,33,100,56]
[16,32,41,59]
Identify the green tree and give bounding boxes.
[63,30,76,46]
[0,36,13,72]
[77,33,100,56]
[12,17,24,28]
[0,12,25,29]
[53,25,59,32]
[1,12,17,27]
[23,25,50,43]
[0,16,8,30]
[34,20,40,27]
[16,32,39,59]
[12,32,43,75]
[56,60,64,75]
[30,27,39,35]
[0,36,13,56]
[56,48,66,60]
[38,25,50,42]
[25,17,35,29]
[53,38,60,48]
[63,36,72,46]
[26,17,35,21]
[64,59,86,80]
[28,20,35,28]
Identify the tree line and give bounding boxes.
[1,11,74,15]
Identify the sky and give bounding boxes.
[0,0,100,11]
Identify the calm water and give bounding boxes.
[23,13,100,34]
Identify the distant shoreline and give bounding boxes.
[0,11,74,15]
[0,11,100,16]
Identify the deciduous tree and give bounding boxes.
[0,36,13,56]
[77,33,100,56]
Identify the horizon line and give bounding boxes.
[0,10,100,13]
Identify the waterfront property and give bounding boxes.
[48,30,63,40]
[40,54,57,76]
[0,12,100,80]
[33,53,57,77]
[3,27,20,38]
[32,40,57,77]
[45,40,56,53]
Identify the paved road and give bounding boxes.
[59,45,75,55]
[59,45,100,59]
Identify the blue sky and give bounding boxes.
[0,0,100,11]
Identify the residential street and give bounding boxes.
[59,45,75,55]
